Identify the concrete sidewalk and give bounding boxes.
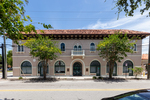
[2,75,147,80]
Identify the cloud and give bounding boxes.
[82,11,149,29]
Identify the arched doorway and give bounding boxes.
[38,61,48,76]
[73,62,82,76]
[106,61,117,76]
[90,60,101,76]
[123,60,133,76]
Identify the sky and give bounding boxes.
[0,0,150,54]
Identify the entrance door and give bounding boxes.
[96,67,100,76]
[40,66,43,76]
[113,66,117,76]
[129,66,133,76]
[73,62,82,76]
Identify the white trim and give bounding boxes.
[12,67,20,69]
[12,55,141,58]
[70,59,85,75]
[13,56,32,57]
[122,59,134,67]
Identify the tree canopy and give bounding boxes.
[97,31,136,78]
[107,0,150,17]
[0,0,52,42]
[24,35,61,79]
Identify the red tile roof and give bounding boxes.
[142,54,148,60]
[23,29,150,35]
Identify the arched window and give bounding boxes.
[78,45,82,51]
[90,60,100,73]
[106,61,117,74]
[74,45,77,51]
[38,61,48,74]
[123,60,133,73]
[55,60,65,73]
[90,43,95,51]
[21,61,32,74]
[60,43,65,51]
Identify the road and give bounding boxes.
[0,79,150,100]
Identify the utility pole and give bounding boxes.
[148,36,150,79]
[3,30,7,79]
[1,44,5,78]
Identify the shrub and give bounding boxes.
[129,67,143,78]
[93,76,97,79]
[98,76,103,79]
[19,76,23,80]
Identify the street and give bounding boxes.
[0,79,150,100]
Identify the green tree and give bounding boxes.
[24,35,61,79]
[7,50,12,67]
[130,67,143,78]
[0,0,52,42]
[106,0,150,17]
[97,31,135,79]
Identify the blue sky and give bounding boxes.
[1,0,150,54]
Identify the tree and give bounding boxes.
[97,31,135,79]
[24,35,61,79]
[106,0,150,17]
[7,50,12,67]
[130,67,143,78]
[0,0,52,42]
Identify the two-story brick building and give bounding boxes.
[12,29,150,77]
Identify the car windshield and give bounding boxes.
[118,94,148,100]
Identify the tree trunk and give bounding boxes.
[109,61,114,79]
[43,60,47,80]
[109,61,112,79]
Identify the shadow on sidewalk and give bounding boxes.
[23,78,58,83]
[93,78,128,83]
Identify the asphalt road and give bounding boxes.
[0,79,150,100]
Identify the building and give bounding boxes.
[141,54,148,72]
[12,29,150,77]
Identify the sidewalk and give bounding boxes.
[2,75,147,80]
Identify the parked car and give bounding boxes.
[102,89,150,100]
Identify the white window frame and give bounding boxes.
[17,45,24,52]
[90,43,95,51]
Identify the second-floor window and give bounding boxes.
[90,43,95,51]
[18,45,24,52]
[131,44,137,51]
[74,45,82,51]
[133,44,137,51]
[60,43,65,51]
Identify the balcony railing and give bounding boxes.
[71,50,85,59]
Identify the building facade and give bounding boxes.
[12,29,150,77]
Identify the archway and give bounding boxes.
[73,62,82,76]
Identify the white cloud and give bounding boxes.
[82,12,148,29]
